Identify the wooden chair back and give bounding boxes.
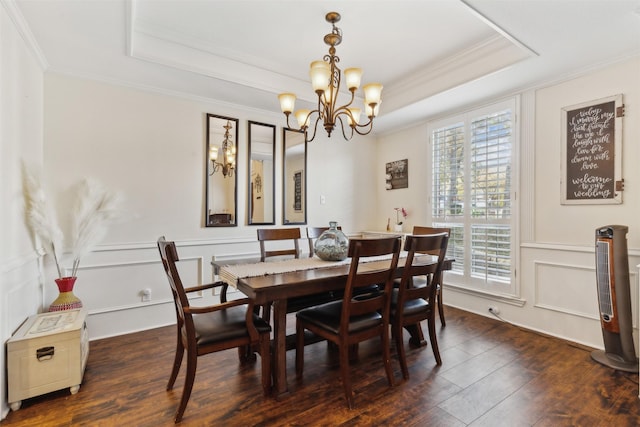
[412,226,451,254]
[257,228,301,261]
[158,237,194,337]
[341,237,402,331]
[410,225,451,326]
[397,233,449,313]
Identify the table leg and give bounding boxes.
[272,298,290,398]
[406,323,427,348]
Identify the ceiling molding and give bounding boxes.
[44,68,282,120]
[1,0,48,69]
[383,34,534,114]
[460,0,538,57]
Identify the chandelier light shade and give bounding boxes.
[209,120,236,177]
[278,11,382,142]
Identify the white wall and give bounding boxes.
[40,73,379,341]
[376,57,640,353]
[0,2,45,419]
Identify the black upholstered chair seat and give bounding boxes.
[390,288,429,317]
[194,306,271,346]
[296,301,383,335]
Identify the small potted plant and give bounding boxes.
[394,207,408,232]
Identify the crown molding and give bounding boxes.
[1,0,48,69]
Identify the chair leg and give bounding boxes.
[339,342,354,409]
[167,329,184,390]
[174,350,197,423]
[295,321,305,377]
[437,277,446,327]
[428,316,442,365]
[238,345,256,363]
[259,335,272,396]
[394,323,409,380]
[381,325,395,388]
[261,302,272,325]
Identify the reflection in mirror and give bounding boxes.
[205,113,238,227]
[248,121,275,225]
[283,128,307,224]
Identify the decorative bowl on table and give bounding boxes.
[314,221,349,261]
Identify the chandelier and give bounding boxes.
[209,120,236,177]
[278,11,382,143]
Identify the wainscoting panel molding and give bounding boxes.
[533,261,638,328]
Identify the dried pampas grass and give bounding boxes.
[22,162,123,278]
[70,179,123,276]
[22,162,64,277]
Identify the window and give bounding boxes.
[430,99,516,295]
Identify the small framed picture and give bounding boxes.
[385,159,408,190]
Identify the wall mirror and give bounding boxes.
[248,121,275,225]
[205,113,238,227]
[283,128,307,224]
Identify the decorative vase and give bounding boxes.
[314,221,349,261]
[49,276,83,312]
[394,224,403,233]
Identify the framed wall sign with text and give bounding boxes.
[560,94,624,205]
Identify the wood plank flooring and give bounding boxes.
[3,307,639,426]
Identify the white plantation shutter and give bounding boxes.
[431,101,515,292]
[432,123,465,275]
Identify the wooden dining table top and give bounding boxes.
[224,255,453,304]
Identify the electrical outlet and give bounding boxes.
[142,288,152,302]
[488,306,500,315]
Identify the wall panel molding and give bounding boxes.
[523,241,640,257]
[533,260,638,328]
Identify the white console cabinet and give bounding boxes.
[7,308,89,410]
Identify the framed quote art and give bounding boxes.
[560,94,624,205]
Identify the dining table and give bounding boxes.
[213,253,453,398]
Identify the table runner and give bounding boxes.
[219,254,406,288]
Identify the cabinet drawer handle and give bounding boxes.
[36,346,55,361]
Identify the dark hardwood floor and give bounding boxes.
[3,306,639,426]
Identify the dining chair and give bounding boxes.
[391,233,449,379]
[306,225,342,257]
[157,237,272,423]
[409,226,451,326]
[295,236,402,409]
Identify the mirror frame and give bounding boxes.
[282,128,307,225]
[247,120,276,225]
[205,113,238,227]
